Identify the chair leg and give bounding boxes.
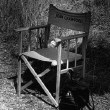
[17,60,22,96]
[56,43,62,103]
[17,31,22,96]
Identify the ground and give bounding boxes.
[0,78,110,110]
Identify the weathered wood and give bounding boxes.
[61,68,73,74]
[38,68,50,77]
[61,65,83,74]
[56,43,62,103]
[28,30,31,51]
[39,29,43,48]
[18,60,21,96]
[21,80,33,91]
[17,32,22,96]
[19,32,23,54]
[82,35,88,78]
[44,24,50,47]
[15,24,48,32]
[15,27,30,32]
[60,33,87,41]
[29,25,48,31]
[75,38,78,67]
[66,40,70,69]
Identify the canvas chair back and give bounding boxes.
[48,4,91,33]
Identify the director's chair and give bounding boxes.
[15,4,91,107]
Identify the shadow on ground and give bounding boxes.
[86,43,110,95]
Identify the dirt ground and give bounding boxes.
[0,78,109,110]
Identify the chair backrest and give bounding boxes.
[48,4,91,33]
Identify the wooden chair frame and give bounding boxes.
[15,4,91,107]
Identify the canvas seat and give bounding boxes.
[15,4,91,107]
[21,48,82,66]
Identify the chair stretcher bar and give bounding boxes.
[61,65,83,74]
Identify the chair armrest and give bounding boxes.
[15,27,30,32]
[14,24,49,32]
[61,33,87,41]
[50,33,87,47]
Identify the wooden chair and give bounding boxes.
[15,4,91,107]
